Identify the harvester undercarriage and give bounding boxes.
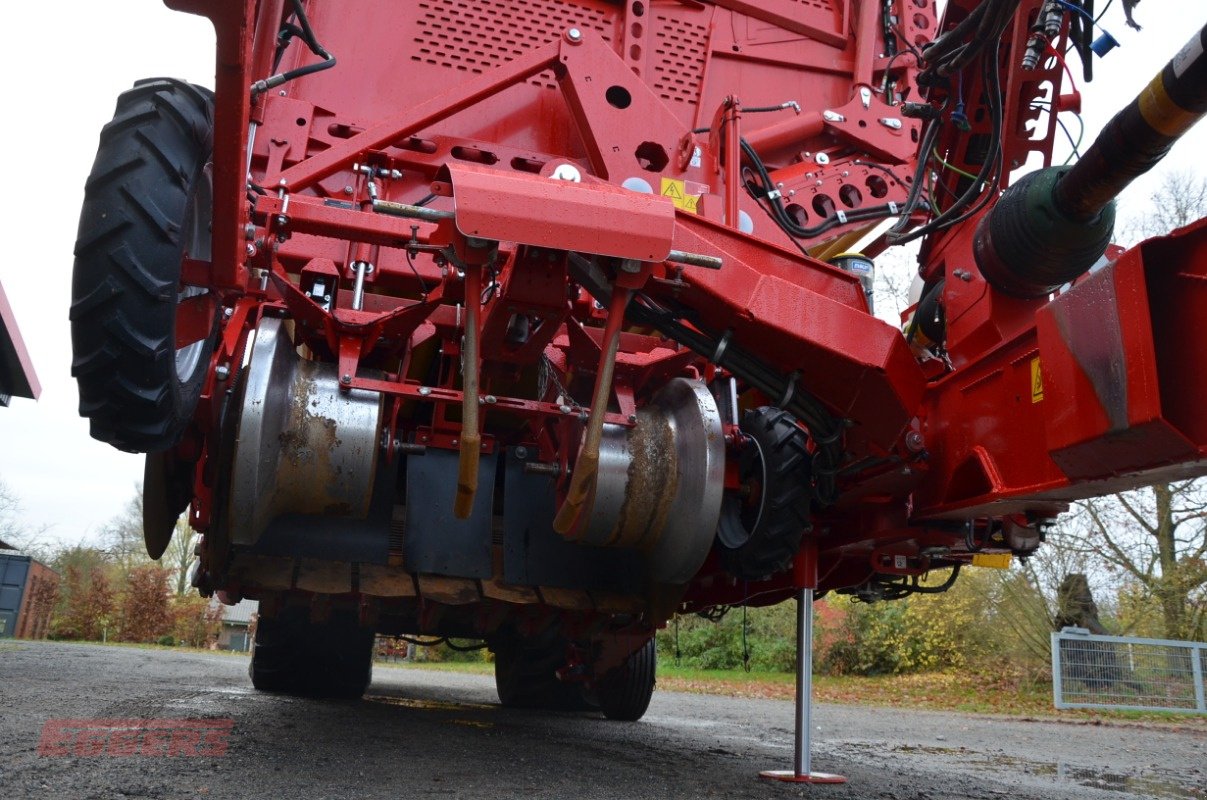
[71,0,1207,714]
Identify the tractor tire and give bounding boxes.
[715,407,813,580]
[596,638,656,721]
[71,78,217,453]
[249,607,374,699]
[494,627,589,711]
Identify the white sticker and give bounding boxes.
[894,555,908,569]
[690,146,702,169]
[1173,33,1203,79]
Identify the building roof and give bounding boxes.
[0,280,39,404]
[213,598,259,625]
[0,537,15,551]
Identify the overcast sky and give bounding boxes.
[1,1,1204,548]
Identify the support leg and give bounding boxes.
[760,550,846,784]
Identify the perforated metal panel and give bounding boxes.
[411,0,614,89]
[791,0,836,12]
[652,14,708,105]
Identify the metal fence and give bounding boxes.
[1051,627,1207,714]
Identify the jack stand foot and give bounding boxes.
[758,582,846,785]
[759,770,848,784]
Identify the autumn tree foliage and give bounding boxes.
[171,593,225,647]
[117,564,173,643]
[55,564,115,641]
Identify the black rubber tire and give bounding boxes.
[494,627,589,711]
[715,407,813,580]
[596,638,655,721]
[249,607,374,699]
[71,78,217,453]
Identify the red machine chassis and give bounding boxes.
[130,0,1207,625]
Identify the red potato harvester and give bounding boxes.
[69,0,1207,718]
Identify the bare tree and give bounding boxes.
[1121,172,1207,245]
[1065,486,1207,640]
[163,517,197,596]
[100,485,150,577]
[0,478,52,562]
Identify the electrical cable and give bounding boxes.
[1056,115,1084,163]
[932,146,980,181]
[889,33,1006,244]
[908,563,962,594]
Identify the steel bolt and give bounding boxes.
[627,414,638,423]
[419,386,432,396]
[246,243,257,257]
[567,27,583,42]
[244,224,256,240]
[879,117,903,130]
[814,152,830,165]
[905,430,926,452]
[559,404,572,414]
[344,185,354,195]
[341,374,352,385]
[515,446,529,460]
[451,438,459,446]
[215,364,230,381]
[223,307,234,319]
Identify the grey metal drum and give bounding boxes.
[577,377,725,585]
[226,317,383,546]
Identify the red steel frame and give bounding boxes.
[161,0,1207,613]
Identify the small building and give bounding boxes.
[212,598,258,651]
[0,546,59,639]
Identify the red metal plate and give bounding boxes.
[445,162,675,262]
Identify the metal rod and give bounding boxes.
[454,267,482,519]
[372,200,455,222]
[794,586,813,777]
[666,249,723,270]
[351,261,369,310]
[1192,643,1206,713]
[552,286,631,536]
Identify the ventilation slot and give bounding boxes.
[652,15,707,106]
[411,0,613,90]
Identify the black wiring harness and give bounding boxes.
[846,563,963,603]
[884,1,1017,244]
[740,139,906,245]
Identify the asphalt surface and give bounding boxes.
[0,641,1204,800]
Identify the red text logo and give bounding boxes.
[38,719,233,757]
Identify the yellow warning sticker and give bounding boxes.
[1030,357,1044,403]
[660,177,700,213]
